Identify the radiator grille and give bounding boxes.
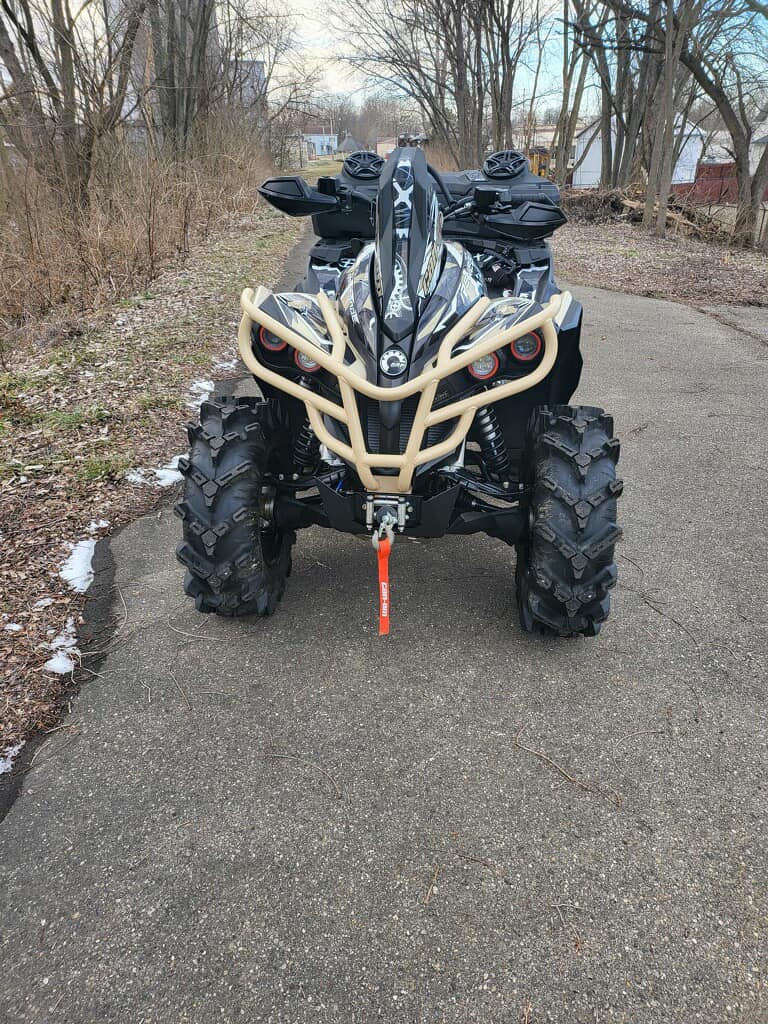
[362,397,456,455]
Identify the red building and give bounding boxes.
[674,161,768,204]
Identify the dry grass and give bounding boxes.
[296,157,344,183]
[0,205,303,755]
[423,141,459,172]
[0,122,274,362]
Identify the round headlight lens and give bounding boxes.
[510,331,542,361]
[294,350,321,373]
[468,353,499,380]
[259,326,287,352]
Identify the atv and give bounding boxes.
[175,147,622,636]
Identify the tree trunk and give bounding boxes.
[147,0,177,149]
[599,81,613,189]
[734,144,768,247]
[554,50,589,187]
[643,103,666,227]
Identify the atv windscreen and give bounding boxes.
[373,149,444,343]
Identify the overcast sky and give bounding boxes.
[286,0,363,94]
[282,0,575,114]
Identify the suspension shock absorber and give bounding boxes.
[293,417,320,473]
[475,405,511,480]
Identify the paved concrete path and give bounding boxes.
[2,277,767,1023]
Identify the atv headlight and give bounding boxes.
[294,350,322,373]
[468,353,499,380]
[293,329,332,373]
[510,331,542,361]
[259,326,287,352]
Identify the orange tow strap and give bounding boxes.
[377,536,391,635]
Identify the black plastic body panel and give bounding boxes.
[484,202,567,241]
[258,176,340,216]
[441,170,561,207]
[311,176,377,239]
[302,166,563,243]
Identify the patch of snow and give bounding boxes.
[4,623,22,632]
[154,455,184,487]
[33,597,54,609]
[185,379,215,410]
[125,468,151,486]
[125,454,184,488]
[44,616,79,674]
[60,538,97,593]
[45,651,77,673]
[88,519,109,533]
[213,357,238,371]
[0,743,24,775]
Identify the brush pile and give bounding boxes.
[561,187,726,242]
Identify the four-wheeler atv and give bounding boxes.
[175,147,622,636]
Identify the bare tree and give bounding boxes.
[339,0,531,166]
[321,92,424,149]
[640,0,699,233]
[606,0,768,245]
[482,0,541,151]
[144,0,218,154]
[680,1,768,245]
[314,92,357,145]
[570,0,668,189]
[0,0,146,205]
[551,0,592,186]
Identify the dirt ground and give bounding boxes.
[553,220,768,307]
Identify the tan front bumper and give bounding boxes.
[238,288,562,494]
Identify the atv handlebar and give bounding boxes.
[258,174,566,244]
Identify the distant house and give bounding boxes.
[515,125,559,178]
[749,128,768,174]
[684,126,768,203]
[303,131,337,159]
[228,59,266,110]
[702,126,768,175]
[509,123,562,152]
[278,132,311,169]
[572,118,704,189]
[490,122,588,178]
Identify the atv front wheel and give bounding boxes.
[175,396,295,616]
[516,405,622,637]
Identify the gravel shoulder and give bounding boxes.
[1,281,766,1023]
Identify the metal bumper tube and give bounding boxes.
[238,287,562,494]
